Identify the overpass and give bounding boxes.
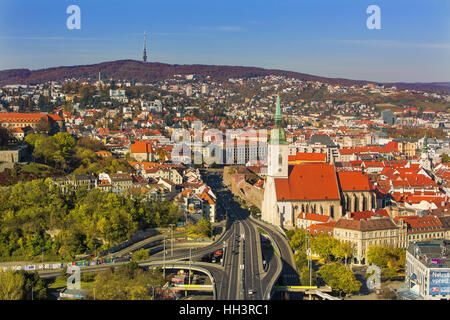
[32,169,297,301]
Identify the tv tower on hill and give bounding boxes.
[143,31,148,62]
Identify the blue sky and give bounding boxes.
[0,0,449,82]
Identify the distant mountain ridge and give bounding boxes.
[0,59,449,93]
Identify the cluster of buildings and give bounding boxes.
[1,71,449,259]
[51,164,217,223]
[252,96,450,268]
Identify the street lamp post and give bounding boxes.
[163,235,166,279]
[222,241,227,267]
[169,224,175,257]
[189,247,192,286]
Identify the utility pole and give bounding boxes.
[163,235,166,279]
[222,241,227,267]
[305,233,312,287]
[169,224,175,257]
[189,247,192,286]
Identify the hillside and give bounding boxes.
[0,60,449,93]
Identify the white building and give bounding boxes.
[403,240,450,300]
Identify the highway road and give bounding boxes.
[201,169,285,300]
[36,168,298,301]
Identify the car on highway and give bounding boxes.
[248,290,254,295]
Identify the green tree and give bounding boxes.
[0,270,25,300]
[288,228,307,252]
[332,241,353,264]
[294,251,308,270]
[299,265,317,286]
[53,132,76,158]
[367,246,393,269]
[88,263,164,300]
[132,248,149,262]
[319,262,361,296]
[367,246,406,280]
[310,234,335,262]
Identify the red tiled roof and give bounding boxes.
[288,153,326,162]
[335,217,397,231]
[337,171,371,191]
[0,112,63,123]
[131,140,153,154]
[399,215,444,234]
[298,212,331,223]
[306,221,336,235]
[349,210,389,220]
[48,114,64,121]
[275,164,340,201]
[199,192,216,205]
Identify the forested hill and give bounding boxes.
[0,59,449,93]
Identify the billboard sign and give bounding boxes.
[429,270,450,296]
[431,258,441,265]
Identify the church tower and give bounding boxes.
[267,94,289,178]
[262,95,289,226]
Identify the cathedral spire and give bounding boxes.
[275,94,282,127]
[269,94,287,145]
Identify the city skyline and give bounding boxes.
[0,0,449,83]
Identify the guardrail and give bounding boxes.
[0,257,129,273]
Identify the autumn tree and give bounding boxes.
[0,270,25,300]
[367,246,406,280]
[299,265,317,286]
[319,262,361,296]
